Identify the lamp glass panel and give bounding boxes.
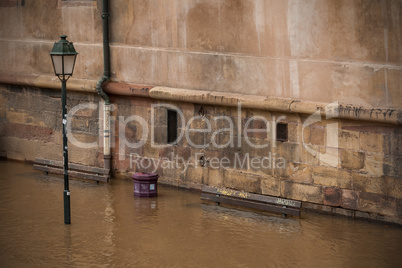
[51,55,63,75]
[63,55,76,75]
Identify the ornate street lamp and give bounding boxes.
[50,35,78,224]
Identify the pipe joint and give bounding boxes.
[96,75,110,105]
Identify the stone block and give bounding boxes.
[281,181,323,204]
[3,123,53,143]
[183,165,204,184]
[246,118,269,139]
[319,146,340,168]
[363,153,384,176]
[204,150,223,163]
[387,177,402,199]
[186,131,206,148]
[310,125,326,146]
[162,165,183,180]
[287,123,299,143]
[260,176,281,197]
[390,133,402,156]
[177,146,191,160]
[241,137,270,158]
[358,192,396,217]
[360,132,390,154]
[247,156,270,176]
[113,154,132,173]
[276,142,301,163]
[189,116,210,129]
[323,187,342,206]
[353,173,383,195]
[214,133,236,149]
[125,145,144,160]
[286,163,312,183]
[207,168,224,187]
[223,151,250,171]
[152,126,167,145]
[159,145,175,159]
[300,144,320,165]
[301,123,311,144]
[353,174,401,199]
[382,156,399,177]
[143,141,159,159]
[312,165,352,189]
[224,170,261,194]
[354,211,370,220]
[342,189,359,210]
[340,149,365,170]
[338,129,359,150]
[333,207,354,218]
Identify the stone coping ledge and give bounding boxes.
[0,72,400,125]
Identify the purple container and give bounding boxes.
[132,172,159,197]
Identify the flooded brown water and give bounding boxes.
[0,161,401,267]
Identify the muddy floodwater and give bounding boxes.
[0,161,401,267]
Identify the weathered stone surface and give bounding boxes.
[281,181,323,204]
[143,141,159,159]
[310,125,326,146]
[183,165,204,185]
[339,129,360,150]
[2,123,53,142]
[342,189,359,210]
[300,123,311,145]
[224,170,261,194]
[159,145,176,159]
[353,173,380,194]
[353,173,402,199]
[300,144,320,165]
[358,192,396,217]
[206,168,224,187]
[276,142,302,164]
[260,175,281,197]
[340,149,365,170]
[312,165,352,189]
[323,187,342,207]
[286,163,312,184]
[363,153,384,176]
[287,123,299,143]
[319,147,340,168]
[360,132,390,155]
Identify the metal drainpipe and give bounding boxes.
[96,0,111,170]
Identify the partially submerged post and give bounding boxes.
[49,35,78,224]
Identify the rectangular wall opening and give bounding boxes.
[276,122,288,142]
[167,109,178,144]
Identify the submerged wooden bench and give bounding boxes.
[201,186,301,217]
[34,158,110,183]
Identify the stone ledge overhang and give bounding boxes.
[0,72,400,125]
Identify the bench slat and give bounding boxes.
[35,158,110,175]
[201,193,301,217]
[202,185,301,208]
[34,164,109,182]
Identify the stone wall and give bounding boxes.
[0,84,102,166]
[105,90,400,224]
[0,0,401,107]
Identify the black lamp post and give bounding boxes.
[50,35,78,224]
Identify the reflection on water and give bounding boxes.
[0,161,401,267]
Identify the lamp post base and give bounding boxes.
[64,190,71,224]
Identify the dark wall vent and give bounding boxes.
[167,109,178,144]
[276,123,288,142]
